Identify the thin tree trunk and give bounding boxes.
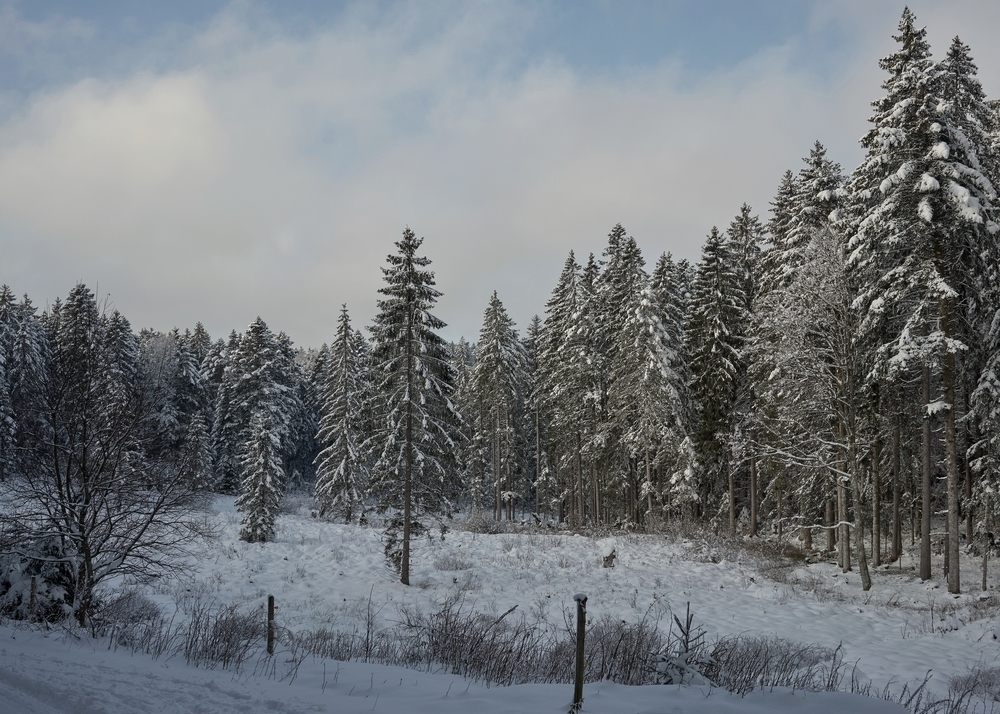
[854,483,871,589]
[777,488,783,540]
[728,457,736,537]
[645,446,654,525]
[576,433,584,527]
[826,499,836,552]
[920,364,932,582]
[891,415,902,562]
[873,429,882,568]
[535,406,541,519]
[494,411,501,521]
[963,365,974,548]
[984,495,990,591]
[592,462,600,526]
[750,454,758,538]
[839,477,851,572]
[850,428,871,589]
[402,319,413,587]
[942,304,960,594]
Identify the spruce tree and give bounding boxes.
[565,253,605,524]
[314,305,372,521]
[179,412,215,491]
[849,9,998,592]
[369,228,461,585]
[236,411,286,543]
[450,338,483,509]
[613,280,686,523]
[212,319,301,495]
[685,227,745,518]
[536,252,582,521]
[762,171,799,293]
[523,314,548,519]
[599,229,648,522]
[0,287,18,481]
[726,204,765,535]
[211,331,244,492]
[473,292,528,520]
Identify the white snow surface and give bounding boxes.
[4,495,999,713]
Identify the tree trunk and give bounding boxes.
[984,494,990,591]
[920,364,932,582]
[645,446,654,526]
[728,457,736,537]
[777,488,783,540]
[839,478,851,572]
[592,462,600,527]
[853,483,871,589]
[942,306,960,594]
[963,364,974,549]
[576,433,584,527]
[535,406,542,519]
[494,411,501,521]
[873,429,882,568]
[891,416,902,562]
[850,435,872,590]
[750,454,758,538]
[402,312,414,586]
[826,499,836,552]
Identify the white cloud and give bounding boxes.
[0,1,997,344]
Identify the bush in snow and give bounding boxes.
[650,602,716,685]
[0,536,74,622]
[711,635,842,695]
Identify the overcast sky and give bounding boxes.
[1,1,998,346]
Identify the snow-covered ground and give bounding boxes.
[3,496,999,713]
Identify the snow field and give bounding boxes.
[4,496,1000,712]
[164,498,1000,695]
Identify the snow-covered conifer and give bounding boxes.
[368,228,462,585]
[473,292,528,520]
[236,411,286,543]
[314,306,372,521]
[849,9,998,591]
[685,227,745,514]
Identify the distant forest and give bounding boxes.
[2,9,999,610]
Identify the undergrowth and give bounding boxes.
[54,587,995,713]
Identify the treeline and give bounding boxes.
[1,9,999,606]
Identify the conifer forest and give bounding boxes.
[4,12,1000,710]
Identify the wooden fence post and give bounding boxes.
[267,595,275,655]
[572,593,587,711]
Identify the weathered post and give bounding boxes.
[572,593,587,711]
[267,595,275,655]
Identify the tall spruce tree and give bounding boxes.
[369,228,461,585]
[213,319,301,495]
[613,278,686,523]
[599,229,648,523]
[686,227,746,519]
[727,204,765,535]
[314,305,372,521]
[849,9,998,592]
[450,338,483,509]
[537,252,583,522]
[473,292,528,520]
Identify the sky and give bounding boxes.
[0,1,998,346]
